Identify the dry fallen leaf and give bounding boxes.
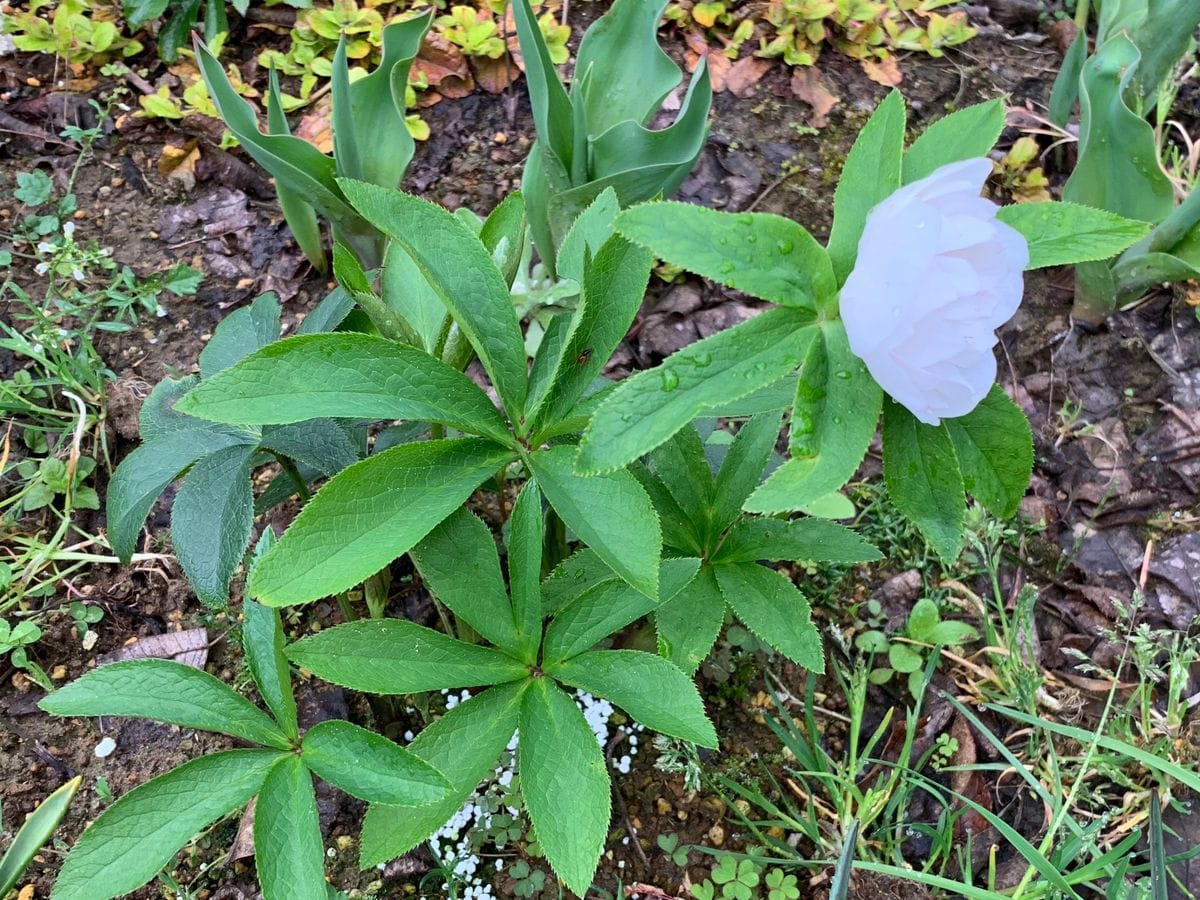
[790,66,839,128]
[158,141,202,190]
[98,628,209,669]
[472,53,519,94]
[294,94,333,153]
[862,55,903,86]
[724,55,772,98]
[414,33,474,99]
[230,797,257,861]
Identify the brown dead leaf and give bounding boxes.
[725,56,772,98]
[862,55,903,86]
[472,53,519,93]
[413,33,474,99]
[98,628,209,669]
[682,30,733,93]
[790,66,839,128]
[230,797,257,861]
[158,141,202,190]
[294,95,333,153]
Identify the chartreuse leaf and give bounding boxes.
[714,563,823,671]
[301,720,451,805]
[746,322,880,514]
[52,750,285,900]
[178,334,513,445]
[615,203,836,311]
[242,600,298,741]
[549,650,717,747]
[580,307,818,474]
[361,682,524,867]
[287,620,528,693]
[710,412,782,538]
[339,181,528,418]
[520,678,610,897]
[170,443,256,608]
[508,482,545,663]
[251,439,517,606]
[714,517,881,565]
[942,386,1033,519]
[902,99,1005,184]
[254,756,326,900]
[411,508,521,657]
[529,445,661,600]
[0,775,79,898]
[882,399,965,563]
[654,564,727,675]
[826,90,905,283]
[996,202,1150,269]
[40,659,291,750]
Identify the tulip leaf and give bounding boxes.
[996,201,1150,269]
[942,386,1033,519]
[882,399,965,563]
[266,67,326,273]
[0,776,80,899]
[902,99,1005,184]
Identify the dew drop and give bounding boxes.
[777,240,794,255]
[737,213,754,225]
[693,350,712,367]
[661,369,680,392]
[834,370,852,380]
[718,262,736,274]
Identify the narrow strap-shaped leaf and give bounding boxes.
[995,201,1150,270]
[508,481,545,663]
[519,679,610,897]
[331,37,365,182]
[267,67,325,273]
[941,386,1033,519]
[286,620,528,694]
[301,720,451,806]
[714,517,880,565]
[254,756,326,900]
[579,308,818,474]
[710,412,782,537]
[339,181,529,419]
[549,649,717,747]
[902,99,1005,184]
[714,563,824,672]
[40,659,291,749]
[0,776,80,898]
[654,564,726,675]
[242,600,298,740]
[250,438,517,605]
[529,445,661,599]
[510,0,574,169]
[360,682,524,867]
[826,90,905,284]
[52,750,285,900]
[178,333,512,445]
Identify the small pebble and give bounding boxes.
[94,737,117,758]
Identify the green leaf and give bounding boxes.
[179,334,513,445]
[654,563,726,675]
[826,90,905,283]
[714,563,823,671]
[888,643,923,674]
[267,68,326,274]
[615,203,835,311]
[632,462,705,555]
[254,756,326,900]
[199,291,281,379]
[508,481,545,662]
[882,399,965,563]
[996,202,1151,269]
[242,600,298,741]
[411,508,520,654]
[519,679,610,897]
[555,187,620,284]
[746,322,880,514]
[1048,30,1087,126]
[124,0,170,26]
[339,181,528,418]
[286,620,528,693]
[579,308,818,474]
[259,419,361,477]
[40,659,290,749]
[942,386,1032,518]
[648,425,714,528]
[902,99,1005,184]
[52,750,284,900]
[480,190,527,287]
[0,776,80,898]
[510,0,574,170]
[251,439,516,605]
[379,241,446,352]
[710,412,782,536]
[714,517,881,565]
[529,445,661,600]
[360,682,523,866]
[170,443,256,608]
[549,649,716,747]
[301,720,451,805]
[540,548,622,616]
[926,620,978,646]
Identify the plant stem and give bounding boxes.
[270,452,311,503]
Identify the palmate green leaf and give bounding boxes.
[555,187,619,284]
[615,203,835,311]
[580,308,818,474]
[942,386,1033,518]
[529,445,662,599]
[549,649,717,747]
[882,399,965,563]
[714,563,823,671]
[996,202,1150,269]
[826,90,905,284]
[178,334,513,445]
[654,563,726,675]
[711,412,782,537]
[198,291,281,379]
[301,720,451,806]
[52,750,285,900]
[40,659,291,750]
[540,548,623,616]
[361,681,524,867]
[242,600,298,741]
[258,419,361,477]
[746,322,880,514]
[250,438,517,605]
[254,756,326,900]
[508,482,545,662]
[286,619,528,693]
[519,678,610,897]
[902,99,1005,184]
[480,190,527,287]
[714,517,881,565]
[339,181,529,418]
[170,443,257,608]
[0,775,79,898]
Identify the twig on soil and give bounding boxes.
[0,716,79,779]
[745,169,800,212]
[606,730,650,870]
